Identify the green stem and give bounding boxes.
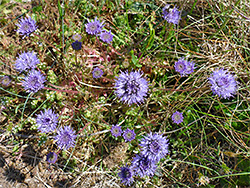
[21,93,32,122]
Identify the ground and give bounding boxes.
[1,0,250,187]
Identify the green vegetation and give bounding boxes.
[0,0,249,187]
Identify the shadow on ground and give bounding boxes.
[54,179,70,188]
[4,166,26,183]
[22,144,41,166]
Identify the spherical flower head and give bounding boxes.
[15,51,40,72]
[172,111,183,124]
[72,34,82,41]
[54,126,77,150]
[85,17,104,35]
[174,58,186,75]
[99,30,113,43]
[110,125,122,138]
[185,60,195,75]
[22,69,46,93]
[16,15,38,37]
[123,128,136,142]
[131,154,157,177]
[92,67,103,78]
[162,5,181,24]
[36,109,58,133]
[139,132,169,162]
[118,164,134,186]
[175,57,195,77]
[208,69,238,99]
[46,152,58,164]
[71,41,82,50]
[1,76,11,86]
[114,70,149,105]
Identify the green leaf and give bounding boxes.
[12,145,19,153]
[38,135,47,147]
[15,103,23,114]
[58,0,63,17]
[130,50,142,68]
[33,5,43,13]
[144,22,155,51]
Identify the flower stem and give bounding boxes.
[77,122,90,134]
[96,36,107,62]
[75,50,78,66]
[108,43,124,57]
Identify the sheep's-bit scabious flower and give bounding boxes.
[71,41,82,50]
[123,128,136,142]
[118,165,134,186]
[54,126,77,150]
[162,4,181,24]
[110,125,122,138]
[36,109,58,133]
[22,69,46,93]
[114,70,149,105]
[99,30,113,43]
[1,76,11,86]
[208,69,238,99]
[46,152,58,164]
[15,51,40,72]
[174,58,186,75]
[139,132,169,162]
[72,34,82,41]
[16,16,38,37]
[92,67,103,78]
[131,154,157,177]
[175,57,195,77]
[85,17,104,35]
[172,111,183,124]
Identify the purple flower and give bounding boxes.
[15,51,40,72]
[16,15,38,37]
[110,125,122,138]
[92,67,103,78]
[54,126,77,150]
[172,111,183,124]
[139,132,169,162]
[72,34,82,41]
[22,69,46,93]
[1,76,11,86]
[85,17,104,35]
[131,154,157,177]
[36,109,58,133]
[46,152,58,164]
[208,69,238,99]
[174,58,186,75]
[175,57,195,77]
[114,70,149,105]
[99,30,113,43]
[123,128,136,142]
[71,41,82,50]
[185,61,195,75]
[118,164,134,186]
[162,5,181,24]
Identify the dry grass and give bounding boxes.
[0,0,250,187]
